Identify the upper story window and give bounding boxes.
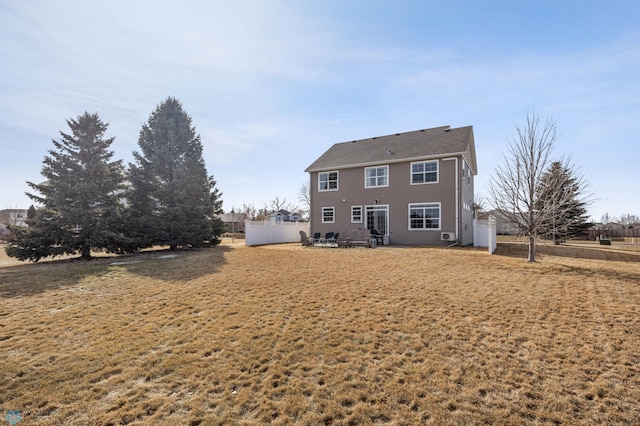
[365,165,388,188]
[462,160,472,184]
[319,171,338,191]
[411,160,438,184]
[466,161,471,184]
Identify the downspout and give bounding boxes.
[443,157,459,243]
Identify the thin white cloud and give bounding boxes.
[1,1,639,218]
[200,127,259,164]
[395,32,640,108]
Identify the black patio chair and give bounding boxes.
[370,229,384,245]
[309,232,322,245]
[324,232,335,245]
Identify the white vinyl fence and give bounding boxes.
[473,216,497,254]
[245,221,310,246]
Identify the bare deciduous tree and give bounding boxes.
[489,112,590,262]
[297,181,310,220]
[265,196,298,215]
[617,214,640,225]
[237,203,259,221]
[473,193,488,212]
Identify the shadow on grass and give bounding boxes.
[0,246,231,299]
[495,242,640,263]
[495,242,640,285]
[559,262,640,284]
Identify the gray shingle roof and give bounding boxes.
[305,125,476,174]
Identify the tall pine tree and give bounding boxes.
[537,161,591,243]
[5,112,125,261]
[127,97,223,250]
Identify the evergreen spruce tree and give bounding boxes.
[127,97,223,250]
[26,205,36,219]
[5,113,125,261]
[537,161,591,243]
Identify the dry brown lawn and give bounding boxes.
[1,240,639,425]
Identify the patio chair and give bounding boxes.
[370,229,384,245]
[324,232,335,246]
[299,230,312,246]
[309,232,322,246]
[363,229,373,247]
[337,230,351,247]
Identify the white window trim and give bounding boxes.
[318,171,339,192]
[364,165,389,188]
[351,205,363,223]
[410,160,439,185]
[322,206,335,223]
[407,202,441,231]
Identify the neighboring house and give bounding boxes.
[588,222,640,240]
[305,125,477,246]
[267,210,301,223]
[0,209,28,240]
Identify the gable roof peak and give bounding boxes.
[305,125,476,173]
[360,125,453,142]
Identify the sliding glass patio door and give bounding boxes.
[366,205,388,235]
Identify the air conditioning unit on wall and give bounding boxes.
[441,232,456,241]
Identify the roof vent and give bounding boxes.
[444,126,451,132]
[387,149,394,155]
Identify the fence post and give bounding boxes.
[488,216,496,254]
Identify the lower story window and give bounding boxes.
[409,203,440,229]
[322,207,335,223]
[351,206,362,223]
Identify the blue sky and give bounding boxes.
[1,0,639,221]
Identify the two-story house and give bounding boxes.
[267,210,302,223]
[305,125,477,246]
